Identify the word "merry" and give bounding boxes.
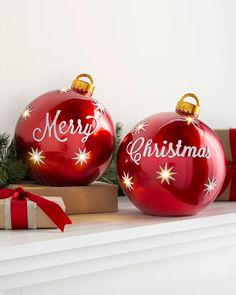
[33,110,98,143]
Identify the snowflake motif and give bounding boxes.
[57,88,72,94]
[204,177,217,196]
[28,147,45,165]
[122,172,134,190]
[20,106,33,120]
[132,121,149,135]
[72,148,91,166]
[93,101,107,116]
[179,115,200,127]
[156,163,176,185]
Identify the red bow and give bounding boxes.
[220,129,236,200]
[0,187,72,231]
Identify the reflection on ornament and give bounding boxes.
[57,88,71,93]
[72,148,91,166]
[122,172,134,190]
[180,115,200,127]
[28,147,45,165]
[132,121,149,134]
[204,177,217,195]
[156,163,176,185]
[94,101,106,115]
[21,106,33,120]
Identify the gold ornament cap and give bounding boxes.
[71,73,95,96]
[176,93,200,117]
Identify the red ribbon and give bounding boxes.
[0,187,72,231]
[220,129,236,200]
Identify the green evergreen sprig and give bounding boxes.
[0,133,27,188]
[99,122,123,185]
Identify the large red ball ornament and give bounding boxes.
[117,93,226,216]
[15,74,114,186]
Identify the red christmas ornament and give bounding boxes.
[15,74,114,186]
[117,93,226,216]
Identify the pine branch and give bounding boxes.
[0,133,10,160]
[99,122,123,185]
[0,167,8,187]
[6,160,26,183]
[0,134,27,188]
[7,139,18,158]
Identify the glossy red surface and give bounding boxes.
[117,112,226,216]
[15,89,114,186]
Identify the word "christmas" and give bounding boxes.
[126,137,211,165]
[33,110,98,143]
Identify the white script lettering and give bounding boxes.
[126,137,211,165]
[33,110,98,143]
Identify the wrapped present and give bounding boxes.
[12,182,118,215]
[0,187,72,231]
[214,129,236,201]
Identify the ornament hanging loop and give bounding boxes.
[71,73,95,96]
[76,73,94,85]
[176,93,200,117]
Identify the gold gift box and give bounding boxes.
[12,181,118,215]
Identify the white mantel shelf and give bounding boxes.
[1,198,236,295]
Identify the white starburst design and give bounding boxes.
[179,115,200,127]
[156,163,176,185]
[122,172,134,190]
[72,148,91,166]
[94,101,106,115]
[20,106,33,120]
[204,177,217,196]
[28,147,45,165]
[57,88,71,93]
[132,121,149,135]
